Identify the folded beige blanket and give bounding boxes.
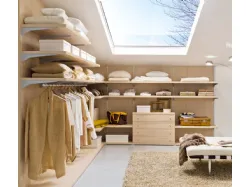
[179,133,206,166]
[32,71,73,79]
[73,71,87,80]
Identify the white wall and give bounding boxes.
[214,65,232,136]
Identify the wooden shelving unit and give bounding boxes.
[21,23,91,45]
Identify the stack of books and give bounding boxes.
[198,89,214,96]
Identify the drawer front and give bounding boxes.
[133,136,175,145]
[133,122,174,129]
[133,129,174,137]
[133,114,174,122]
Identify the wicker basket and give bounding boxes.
[179,116,211,126]
[150,101,164,112]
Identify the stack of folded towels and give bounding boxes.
[131,71,172,82]
[123,89,136,96]
[198,89,214,96]
[180,77,210,82]
[24,8,89,39]
[156,89,172,96]
[140,91,152,96]
[109,89,121,96]
[108,70,131,81]
[31,63,104,81]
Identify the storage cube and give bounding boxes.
[80,50,87,60]
[136,105,151,113]
[106,135,128,143]
[71,45,80,56]
[86,53,96,63]
[39,39,71,52]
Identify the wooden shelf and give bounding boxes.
[21,24,91,45]
[22,51,100,67]
[175,125,216,129]
[106,124,133,128]
[95,95,217,99]
[101,81,217,84]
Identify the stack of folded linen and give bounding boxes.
[108,70,131,81]
[109,89,121,96]
[24,8,89,40]
[70,65,88,80]
[131,71,172,82]
[31,63,74,78]
[156,89,172,96]
[123,89,136,96]
[180,91,196,96]
[180,77,210,82]
[140,92,152,96]
[198,89,214,96]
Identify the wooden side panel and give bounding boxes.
[19,0,45,187]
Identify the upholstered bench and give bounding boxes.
[180,137,232,174]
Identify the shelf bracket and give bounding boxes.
[21,53,57,61]
[21,80,56,88]
[21,27,49,36]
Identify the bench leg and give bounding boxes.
[208,159,211,174]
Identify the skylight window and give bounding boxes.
[99,0,201,47]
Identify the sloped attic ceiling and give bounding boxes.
[41,0,232,66]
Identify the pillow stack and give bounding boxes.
[131,71,172,82]
[24,8,89,37]
[108,70,131,81]
[31,63,74,78]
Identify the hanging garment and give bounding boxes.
[25,90,71,180]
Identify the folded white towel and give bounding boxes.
[132,76,172,82]
[180,77,210,82]
[108,78,130,81]
[68,17,88,35]
[41,8,68,20]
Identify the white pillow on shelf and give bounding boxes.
[146,71,169,77]
[108,71,131,79]
[41,8,68,20]
[67,17,88,35]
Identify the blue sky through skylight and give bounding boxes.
[101,0,199,47]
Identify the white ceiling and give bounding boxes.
[42,0,232,66]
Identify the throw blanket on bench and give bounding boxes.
[179,133,206,166]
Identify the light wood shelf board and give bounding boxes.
[175,125,216,129]
[101,81,217,84]
[21,24,91,45]
[106,124,133,128]
[22,51,100,67]
[95,95,217,99]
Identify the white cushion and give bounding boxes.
[41,8,68,20]
[108,71,131,79]
[186,137,232,156]
[68,17,88,35]
[24,16,74,30]
[146,71,169,77]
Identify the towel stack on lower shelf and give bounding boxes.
[180,91,196,96]
[198,89,214,96]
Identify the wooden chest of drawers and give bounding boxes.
[133,112,175,145]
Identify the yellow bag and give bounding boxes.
[107,111,127,125]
